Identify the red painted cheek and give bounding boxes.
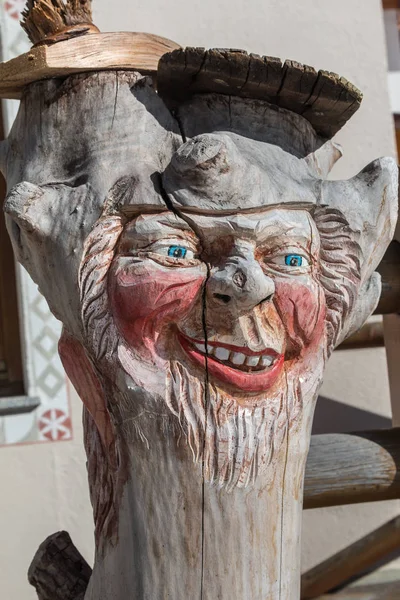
[109,261,206,352]
[273,280,326,352]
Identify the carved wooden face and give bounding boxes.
[108,207,326,404]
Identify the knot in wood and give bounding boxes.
[171,134,229,174]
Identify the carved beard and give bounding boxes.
[164,357,322,490]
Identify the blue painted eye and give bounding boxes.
[167,245,188,259]
[285,254,303,267]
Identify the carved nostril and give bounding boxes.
[213,293,231,304]
[232,270,246,289]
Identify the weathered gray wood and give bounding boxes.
[28,531,91,600]
[157,48,363,138]
[301,516,400,599]
[3,4,398,599]
[304,429,400,509]
[26,427,400,598]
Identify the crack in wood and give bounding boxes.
[155,164,211,600]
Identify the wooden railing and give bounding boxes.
[304,428,400,509]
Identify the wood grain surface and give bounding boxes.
[0,32,180,98]
[304,429,400,509]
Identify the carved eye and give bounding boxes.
[265,251,311,271]
[151,241,196,261]
[284,254,309,268]
[167,245,188,259]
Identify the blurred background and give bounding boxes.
[0,0,399,598]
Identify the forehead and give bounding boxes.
[123,208,318,247]
[162,133,320,213]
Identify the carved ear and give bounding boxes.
[4,181,99,337]
[3,182,46,263]
[323,157,398,282]
[304,141,342,178]
[322,157,398,346]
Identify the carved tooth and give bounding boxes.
[194,342,206,353]
[231,352,246,365]
[246,355,260,367]
[261,355,274,367]
[214,346,230,361]
[207,345,216,356]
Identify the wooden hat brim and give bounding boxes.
[156,48,363,139]
[0,32,179,100]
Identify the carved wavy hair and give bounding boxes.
[312,206,362,354]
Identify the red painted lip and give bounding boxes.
[178,332,285,393]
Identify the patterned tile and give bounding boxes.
[37,364,65,398]
[38,408,72,441]
[34,326,59,360]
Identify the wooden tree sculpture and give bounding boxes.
[0,1,398,598]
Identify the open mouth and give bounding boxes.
[178,332,285,393]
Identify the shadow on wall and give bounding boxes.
[312,397,391,435]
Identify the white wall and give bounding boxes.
[0,386,93,600]
[0,0,397,597]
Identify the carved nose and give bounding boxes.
[208,259,275,311]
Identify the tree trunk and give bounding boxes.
[1,24,397,600]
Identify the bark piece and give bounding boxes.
[277,60,318,113]
[157,47,362,137]
[301,70,362,138]
[28,531,91,600]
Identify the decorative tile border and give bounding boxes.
[0,1,73,445]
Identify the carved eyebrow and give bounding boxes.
[254,218,307,236]
[157,219,195,232]
[122,216,198,243]
[258,235,315,254]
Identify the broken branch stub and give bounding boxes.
[28,531,91,600]
[21,0,97,45]
[1,4,397,598]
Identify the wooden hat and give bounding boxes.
[0,0,361,140]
